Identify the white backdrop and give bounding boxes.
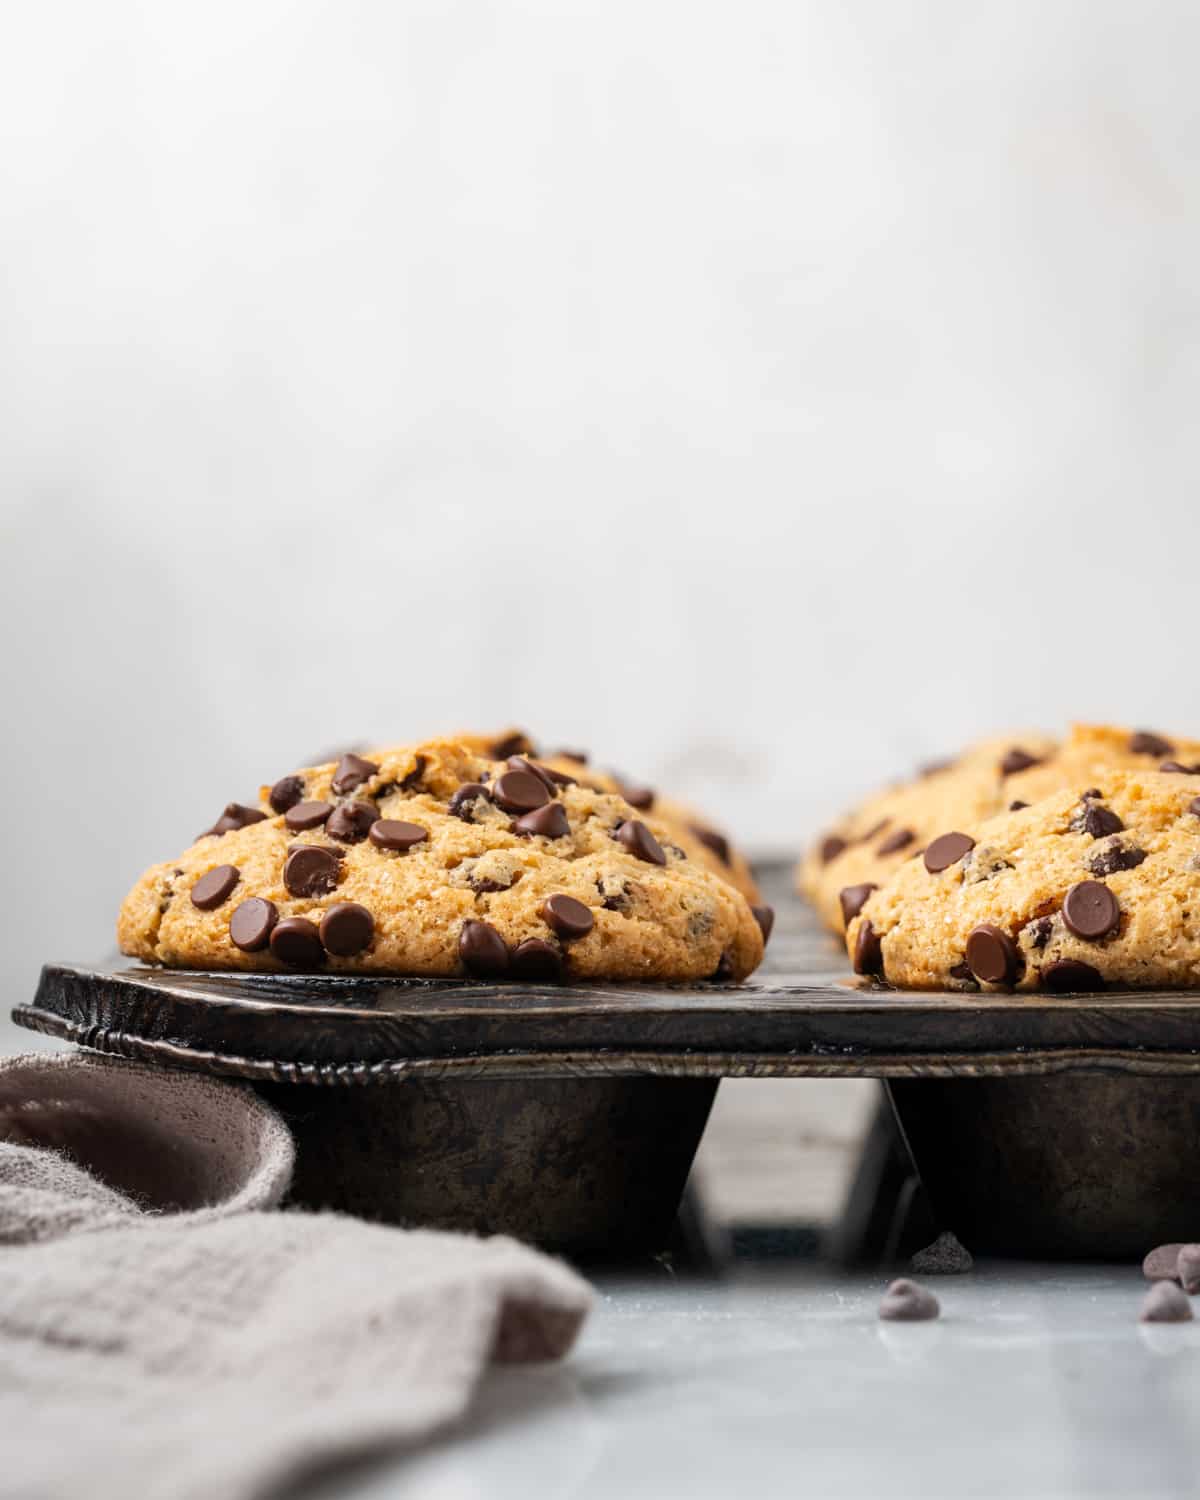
[3,0,1200,1000]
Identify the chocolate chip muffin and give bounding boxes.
[845,766,1200,991]
[118,738,768,982]
[801,724,1200,934]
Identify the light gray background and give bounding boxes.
[3,0,1200,1003]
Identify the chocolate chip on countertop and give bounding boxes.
[325,800,381,843]
[491,770,551,815]
[877,828,915,856]
[1140,1282,1193,1323]
[270,917,324,968]
[690,824,731,865]
[853,920,884,978]
[1042,958,1104,992]
[459,919,510,977]
[1000,747,1042,775]
[229,897,278,952]
[283,844,343,898]
[202,803,267,838]
[319,902,375,957]
[268,776,305,814]
[965,924,1022,985]
[923,832,975,874]
[1178,1245,1200,1295]
[819,834,847,865]
[878,1279,939,1322]
[1062,880,1120,940]
[368,819,429,852]
[514,803,570,839]
[449,783,492,821]
[1143,1244,1184,1282]
[511,938,563,981]
[330,752,380,795]
[285,800,334,832]
[190,864,240,910]
[616,819,667,865]
[752,905,775,944]
[1071,801,1124,838]
[612,773,655,811]
[541,894,595,940]
[1130,730,1174,758]
[839,883,877,929]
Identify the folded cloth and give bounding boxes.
[0,1052,593,1500]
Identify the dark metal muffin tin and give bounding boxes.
[17,862,1200,1259]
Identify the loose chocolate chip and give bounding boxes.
[190,864,240,910]
[330,752,380,795]
[511,938,563,981]
[877,828,915,856]
[319,902,375,957]
[689,824,731,865]
[1009,800,1029,811]
[839,884,877,928]
[1025,915,1054,949]
[1131,730,1174,758]
[616,819,666,865]
[1000,747,1042,775]
[1179,1245,1200,1295]
[752,905,775,944]
[1087,841,1147,877]
[965,924,1021,984]
[1140,1282,1193,1324]
[853,920,884,978]
[270,917,324,968]
[1062,880,1120,940]
[283,844,343,898]
[923,832,975,874]
[1042,958,1103,992]
[268,776,305,815]
[326,800,380,843]
[612,773,655,811]
[514,802,570,839]
[878,1279,939,1322]
[541,894,594,939]
[491,770,550,815]
[819,834,847,865]
[489,732,534,760]
[368,819,428,853]
[1143,1244,1184,1282]
[285,800,333,832]
[459,919,510,977]
[229,897,278,952]
[203,803,267,838]
[1160,760,1200,775]
[1071,802,1124,838]
[449,783,492,821]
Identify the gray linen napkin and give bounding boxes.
[0,1052,592,1500]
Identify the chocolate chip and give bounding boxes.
[1179,1245,1200,1295]
[190,864,240,910]
[616,819,666,865]
[540,894,594,939]
[1140,1282,1193,1323]
[329,752,380,795]
[1087,841,1147,877]
[612,774,655,811]
[711,953,735,981]
[1131,730,1173,758]
[1062,880,1120,940]
[948,962,979,988]
[319,902,375,957]
[923,832,975,874]
[965,924,1021,984]
[1000,747,1042,775]
[839,883,877,928]
[325,800,380,843]
[1071,801,1124,838]
[506,756,562,794]
[513,802,570,839]
[270,917,324,968]
[1160,760,1200,775]
[1081,789,1103,800]
[511,938,563,981]
[878,1279,939,1322]
[459,919,510,977]
[1024,915,1054,949]
[751,905,775,944]
[877,828,915,856]
[819,834,847,865]
[229,897,278,952]
[555,748,589,764]
[853,920,884,977]
[491,770,550,815]
[1143,1244,1184,1282]
[203,803,267,838]
[399,756,426,791]
[285,800,333,832]
[489,732,534,760]
[1042,958,1103,992]
[368,819,428,853]
[1009,801,1029,812]
[449,783,492,821]
[859,820,889,842]
[268,776,305,814]
[689,824,731,865]
[283,844,342,898]
[1190,797,1200,819]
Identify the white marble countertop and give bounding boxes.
[298,1261,1200,1500]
